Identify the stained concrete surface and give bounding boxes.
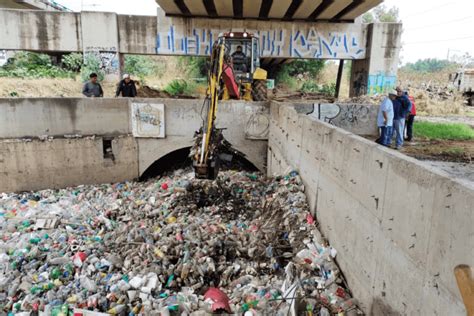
[424,160,474,184]
[0,98,269,192]
[267,102,473,315]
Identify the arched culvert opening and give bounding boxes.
[140,147,192,181]
[139,144,260,181]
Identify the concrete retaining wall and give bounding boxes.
[0,136,138,192]
[0,98,131,138]
[267,102,473,315]
[288,101,379,136]
[0,98,269,192]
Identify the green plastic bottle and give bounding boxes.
[29,237,41,244]
[50,267,61,280]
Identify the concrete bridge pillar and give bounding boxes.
[81,11,121,81]
[350,23,402,97]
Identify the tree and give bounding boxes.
[362,4,400,23]
[402,58,458,73]
[450,52,474,68]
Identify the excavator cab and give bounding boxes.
[217,32,268,101]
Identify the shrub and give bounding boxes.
[0,52,74,79]
[301,81,336,96]
[177,56,208,78]
[62,53,83,72]
[164,79,195,96]
[80,54,104,82]
[274,60,325,87]
[124,55,156,83]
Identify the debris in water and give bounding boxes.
[0,169,360,315]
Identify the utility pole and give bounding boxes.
[447,48,462,61]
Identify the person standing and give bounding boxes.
[376,90,396,146]
[390,86,412,149]
[82,73,104,98]
[404,91,416,142]
[115,74,137,98]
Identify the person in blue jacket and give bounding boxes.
[389,86,412,149]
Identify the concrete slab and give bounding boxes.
[317,0,352,19]
[243,0,263,18]
[214,0,233,17]
[155,0,181,15]
[293,0,323,19]
[183,0,207,16]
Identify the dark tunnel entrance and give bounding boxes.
[139,146,260,181]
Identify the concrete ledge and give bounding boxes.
[0,98,131,138]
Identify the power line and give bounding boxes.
[403,1,457,19]
[406,16,472,31]
[404,36,474,45]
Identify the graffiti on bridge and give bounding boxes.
[352,72,397,96]
[84,46,119,75]
[367,73,397,95]
[156,26,365,59]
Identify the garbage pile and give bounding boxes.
[0,170,360,315]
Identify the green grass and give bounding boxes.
[414,121,474,140]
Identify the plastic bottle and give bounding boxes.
[108,304,126,314]
[50,267,61,280]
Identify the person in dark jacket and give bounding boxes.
[404,91,416,142]
[82,73,104,97]
[389,86,412,149]
[231,45,247,72]
[115,74,137,97]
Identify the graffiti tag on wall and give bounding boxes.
[310,102,378,135]
[367,73,397,95]
[84,46,119,75]
[351,72,397,96]
[245,112,270,140]
[0,50,7,67]
[156,26,365,59]
[131,103,165,138]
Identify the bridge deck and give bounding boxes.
[155,0,382,21]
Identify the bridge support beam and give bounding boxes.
[349,23,402,97]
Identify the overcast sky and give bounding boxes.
[56,0,473,64]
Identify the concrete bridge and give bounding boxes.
[0,97,472,315]
[0,6,401,96]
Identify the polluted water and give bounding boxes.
[0,169,362,315]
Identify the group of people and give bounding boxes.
[376,86,417,149]
[82,73,138,98]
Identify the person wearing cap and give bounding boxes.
[82,73,104,98]
[115,74,137,98]
[376,90,396,147]
[390,86,412,149]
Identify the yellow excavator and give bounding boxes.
[192,32,267,179]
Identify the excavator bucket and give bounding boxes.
[193,159,219,180]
